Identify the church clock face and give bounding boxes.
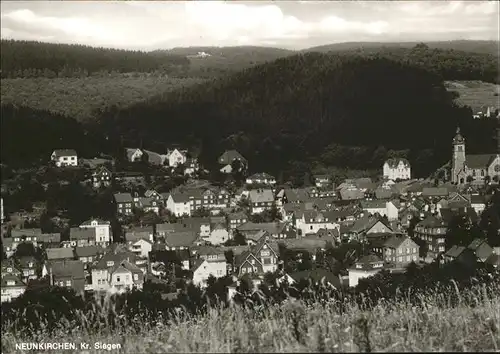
[495,165,500,172]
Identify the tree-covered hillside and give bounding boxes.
[306,43,499,84]
[305,40,500,56]
[0,40,189,78]
[95,53,497,179]
[0,105,111,168]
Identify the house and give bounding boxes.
[91,251,145,293]
[295,210,340,237]
[451,127,500,185]
[166,148,188,167]
[74,246,105,271]
[249,189,274,214]
[92,166,112,188]
[114,193,134,216]
[46,247,75,261]
[414,215,448,259]
[360,200,399,221]
[1,274,26,303]
[125,226,154,244]
[218,150,247,173]
[1,259,22,278]
[348,254,385,287]
[228,211,248,230]
[164,231,199,251]
[422,187,450,199]
[70,228,96,247]
[142,149,167,166]
[236,221,293,240]
[10,228,61,247]
[246,173,276,186]
[347,215,393,242]
[126,148,143,162]
[444,246,478,267]
[235,236,278,276]
[79,219,111,246]
[338,183,365,201]
[191,251,227,287]
[205,223,229,245]
[314,175,332,189]
[18,256,38,282]
[371,235,419,268]
[166,193,192,217]
[470,194,486,215]
[51,149,78,167]
[467,239,493,262]
[46,260,85,295]
[383,158,411,181]
[138,197,160,214]
[128,238,153,258]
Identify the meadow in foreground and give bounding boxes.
[2,281,499,353]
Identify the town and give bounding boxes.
[1,123,499,303]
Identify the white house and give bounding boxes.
[126,148,143,162]
[295,210,340,237]
[205,223,229,245]
[166,194,192,217]
[360,200,399,221]
[51,149,78,167]
[1,274,26,303]
[79,219,111,245]
[108,261,145,294]
[91,253,145,294]
[348,255,384,287]
[249,189,274,214]
[192,258,227,287]
[128,239,153,258]
[383,158,411,181]
[246,173,276,186]
[166,149,188,167]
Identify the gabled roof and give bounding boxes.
[417,215,447,228]
[249,189,274,203]
[422,187,449,197]
[114,193,133,203]
[192,258,207,273]
[75,246,103,258]
[384,158,410,168]
[164,231,198,248]
[46,247,74,260]
[52,149,77,157]
[445,245,466,258]
[485,253,500,266]
[48,260,85,279]
[352,254,383,270]
[466,154,496,169]
[236,221,287,235]
[80,219,110,226]
[125,226,154,242]
[218,150,247,165]
[93,250,137,270]
[1,274,26,288]
[383,235,416,249]
[361,200,387,209]
[470,194,486,205]
[70,228,95,240]
[248,172,275,180]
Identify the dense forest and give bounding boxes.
[317,43,499,84]
[0,105,111,168]
[1,40,498,83]
[94,53,498,179]
[0,40,189,78]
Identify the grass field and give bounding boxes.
[0,76,206,121]
[445,80,500,112]
[2,282,499,353]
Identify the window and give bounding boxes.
[134,274,139,281]
[107,261,114,267]
[66,280,71,287]
[481,170,485,177]
[116,276,121,282]
[7,267,12,272]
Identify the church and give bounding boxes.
[451,126,500,185]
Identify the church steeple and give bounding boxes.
[451,126,466,184]
[453,126,465,145]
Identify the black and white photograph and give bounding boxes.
[0,0,499,352]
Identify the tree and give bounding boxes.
[232,230,247,246]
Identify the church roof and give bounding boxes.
[466,154,496,169]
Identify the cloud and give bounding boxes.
[0,1,498,50]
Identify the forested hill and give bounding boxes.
[95,53,496,180]
[0,40,189,78]
[305,40,500,56]
[305,43,499,84]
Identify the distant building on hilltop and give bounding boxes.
[451,127,500,185]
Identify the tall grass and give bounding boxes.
[2,280,499,353]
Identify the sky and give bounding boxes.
[0,1,499,51]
